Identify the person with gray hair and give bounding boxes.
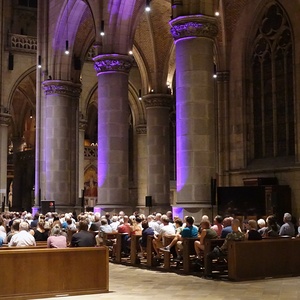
[279,213,295,237]
[8,221,36,247]
[47,224,67,248]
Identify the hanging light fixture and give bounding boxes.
[38,55,42,68]
[65,0,69,55]
[65,40,69,55]
[138,89,142,100]
[145,0,151,12]
[100,20,105,36]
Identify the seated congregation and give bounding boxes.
[1,210,300,280]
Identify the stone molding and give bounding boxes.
[216,71,230,82]
[0,112,11,126]
[143,94,173,109]
[170,15,218,41]
[79,118,88,131]
[93,54,133,75]
[136,125,147,135]
[42,80,82,97]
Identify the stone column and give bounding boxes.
[216,71,230,186]
[0,111,11,211]
[93,54,132,215]
[143,94,173,212]
[42,80,81,210]
[78,115,87,208]
[170,15,218,221]
[11,136,24,210]
[135,124,148,212]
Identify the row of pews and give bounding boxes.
[103,232,227,276]
[105,233,300,281]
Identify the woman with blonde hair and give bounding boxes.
[47,224,67,248]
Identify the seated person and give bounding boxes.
[245,219,262,240]
[152,215,176,259]
[8,221,36,247]
[162,216,198,261]
[211,215,223,237]
[205,219,245,277]
[194,220,218,259]
[47,224,67,248]
[220,217,233,238]
[279,213,295,237]
[71,220,96,247]
[262,215,279,238]
[139,220,154,257]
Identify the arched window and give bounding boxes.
[252,3,294,159]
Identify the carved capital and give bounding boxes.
[216,71,230,82]
[93,54,133,75]
[143,94,173,109]
[136,125,147,135]
[43,80,82,98]
[0,112,11,126]
[170,15,218,41]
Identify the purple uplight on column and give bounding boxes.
[93,206,101,214]
[97,121,108,187]
[172,207,183,220]
[32,206,39,215]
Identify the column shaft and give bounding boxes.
[170,15,218,215]
[93,54,132,211]
[143,94,173,210]
[42,80,81,208]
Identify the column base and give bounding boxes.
[172,203,217,224]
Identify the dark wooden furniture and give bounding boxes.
[227,238,300,281]
[0,247,109,299]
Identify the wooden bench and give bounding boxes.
[182,237,198,273]
[203,238,226,276]
[115,233,129,263]
[0,247,109,299]
[130,234,142,265]
[227,237,300,281]
[146,235,155,267]
[0,241,48,249]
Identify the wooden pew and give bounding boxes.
[182,237,198,273]
[115,233,129,263]
[203,238,226,276]
[130,234,142,265]
[146,235,155,267]
[162,235,176,270]
[227,238,300,281]
[0,247,109,299]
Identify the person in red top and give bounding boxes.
[117,215,131,234]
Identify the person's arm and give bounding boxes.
[199,229,207,245]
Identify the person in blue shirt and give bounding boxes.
[161,216,198,261]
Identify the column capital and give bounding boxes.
[42,80,82,98]
[93,54,133,75]
[143,94,173,109]
[216,71,230,82]
[170,15,218,41]
[0,112,11,126]
[136,124,147,135]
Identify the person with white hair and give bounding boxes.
[8,221,36,247]
[279,213,295,237]
[110,216,120,231]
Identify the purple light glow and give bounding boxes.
[93,206,101,214]
[172,207,183,220]
[32,206,39,215]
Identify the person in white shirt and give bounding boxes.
[8,222,36,247]
[152,215,175,258]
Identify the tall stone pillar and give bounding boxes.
[11,136,24,210]
[143,94,173,212]
[42,80,81,210]
[136,124,148,212]
[78,115,87,209]
[93,54,132,215]
[216,71,230,186]
[0,110,11,210]
[170,15,218,221]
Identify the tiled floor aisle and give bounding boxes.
[36,263,300,300]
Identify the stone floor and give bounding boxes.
[36,262,300,300]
